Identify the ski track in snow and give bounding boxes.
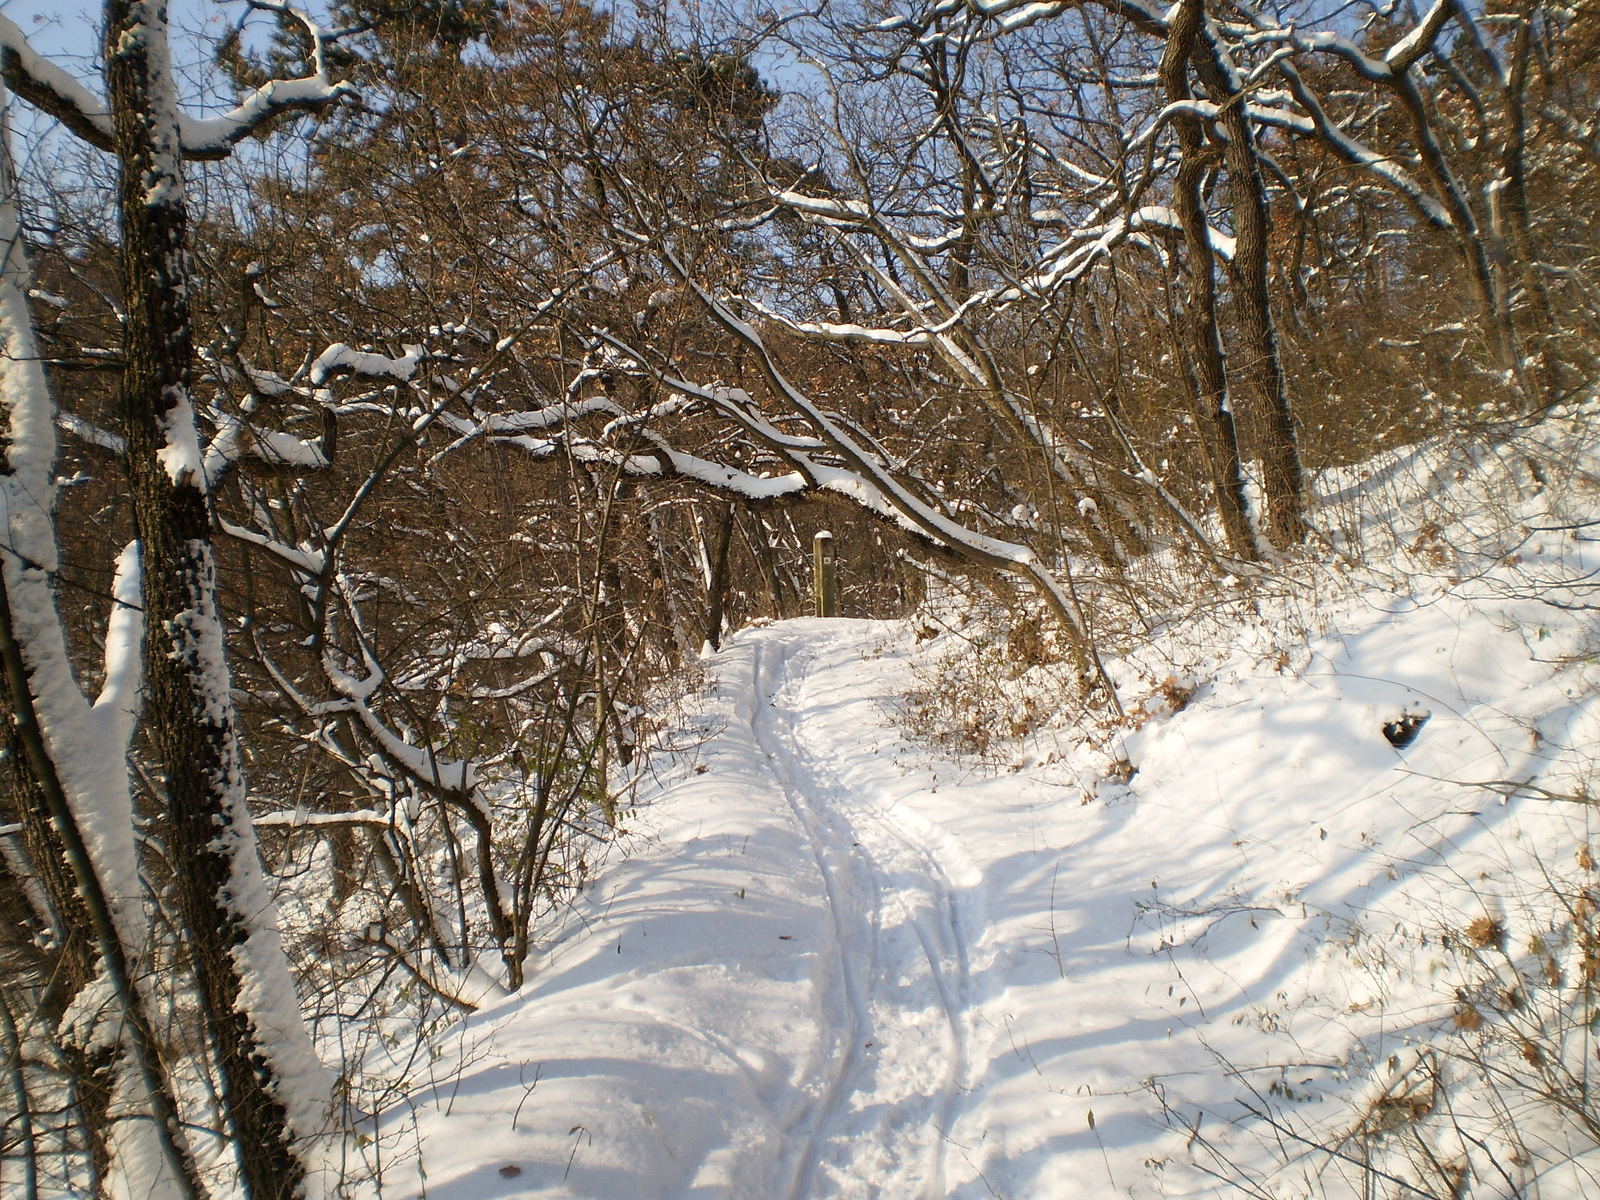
[368,598,1600,1200]
[751,632,969,1200]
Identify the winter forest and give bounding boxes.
[0,0,1598,1195]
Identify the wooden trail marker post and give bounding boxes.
[813,531,837,618]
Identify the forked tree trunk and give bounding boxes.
[0,74,202,1200]
[1193,32,1307,547]
[1161,0,1256,560]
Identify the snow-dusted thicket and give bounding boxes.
[377,0,1592,709]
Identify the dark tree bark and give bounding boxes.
[1193,33,1307,547]
[705,502,736,650]
[1161,0,1256,560]
[103,1,312,1194]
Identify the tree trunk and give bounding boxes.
[103,1,322,1194]
[1161,0,1257,560]
[1495,3,1564,401]
[705,503,736,649]
[1193,32,1306,547]
[0,572,205,1200]
[0,72,202,1200]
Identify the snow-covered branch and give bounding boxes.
[0,16,113,149]
[180,73,354,160]
[610,246,1124,705]
[0,2,352,161]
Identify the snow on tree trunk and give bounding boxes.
[0,78,200,1200]
[102,1,328,1194]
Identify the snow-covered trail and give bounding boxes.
[372,619,988,1200]
[749,629,971,1200]
[369,598,1600,1200]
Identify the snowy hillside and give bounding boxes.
[359,464,1600,1200]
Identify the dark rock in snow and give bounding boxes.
[1382,711,1430,748]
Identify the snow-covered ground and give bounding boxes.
[363,484,1600,1200]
